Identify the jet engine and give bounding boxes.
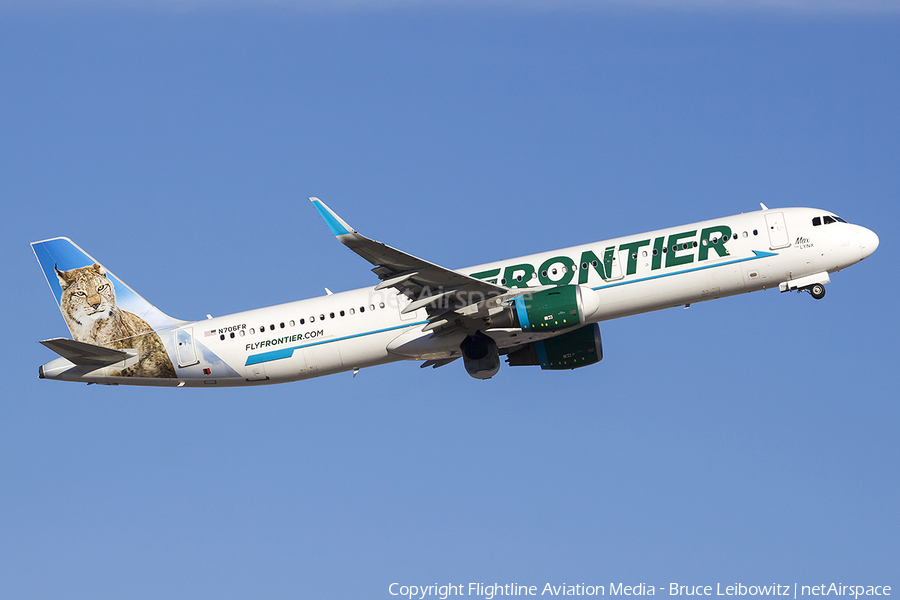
[460,331,501,380]
[492,285,600,333]
[506,323,603,370]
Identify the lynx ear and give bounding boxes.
[54,264,71,289]
[92,263,107,276]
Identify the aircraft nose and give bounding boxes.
[859,226,879,260]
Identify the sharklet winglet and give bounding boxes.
[310,197,355,237]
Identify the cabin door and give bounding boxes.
[174,327,199,367]
[765,212,791,249]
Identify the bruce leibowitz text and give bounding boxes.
[388,582,891,600]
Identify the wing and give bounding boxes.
[310,198,522,334]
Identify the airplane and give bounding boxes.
[32,199,878,387]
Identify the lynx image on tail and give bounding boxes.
[55,263,176,378]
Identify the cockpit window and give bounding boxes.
[815,214,848,226]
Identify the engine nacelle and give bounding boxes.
[493,285,600,333]
[460,331,501,380]
[506,323,603,370]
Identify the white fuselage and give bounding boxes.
[40,207,878,387]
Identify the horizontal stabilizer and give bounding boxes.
[40,338,137,366]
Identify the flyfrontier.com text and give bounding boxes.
[387,583,892,600]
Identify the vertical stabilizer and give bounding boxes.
[32,237,182,332]
[31,237,182,379]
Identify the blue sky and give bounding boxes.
[1,3,897,599]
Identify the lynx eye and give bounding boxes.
[75,291,86,296]
[97,284,108,292]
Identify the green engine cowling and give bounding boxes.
[506,323,603,370]
[507,285,599,333]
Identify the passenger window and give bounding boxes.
[270,324,275,331]
[280,322,285,329]
[742,231,748,238]
[289,320,295,327]
[310,316,315,322]
[329,312,334,319]
[369,304,375,311]
[230,332,235,339]
[753,230,758,236]
[360,306,365,313]
[349,308,355,315]
[219,334,225,341]
[379,302,385,309]
[340,310,345,317]
[320,314,325,321]
[250,328,255,334]
[299,319,305,325]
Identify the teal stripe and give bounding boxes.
[514,295,531,331]
[592,250,777,291]
[245,321,428,366]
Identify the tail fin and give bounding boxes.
[31,237,183,339]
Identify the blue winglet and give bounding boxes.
[310,197,353,237]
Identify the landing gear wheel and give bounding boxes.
[809,283,826,300]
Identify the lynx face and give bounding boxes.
[56,263,117,329]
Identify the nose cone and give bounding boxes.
[859,226,879,260]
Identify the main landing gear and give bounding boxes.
[807,283,826,300]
